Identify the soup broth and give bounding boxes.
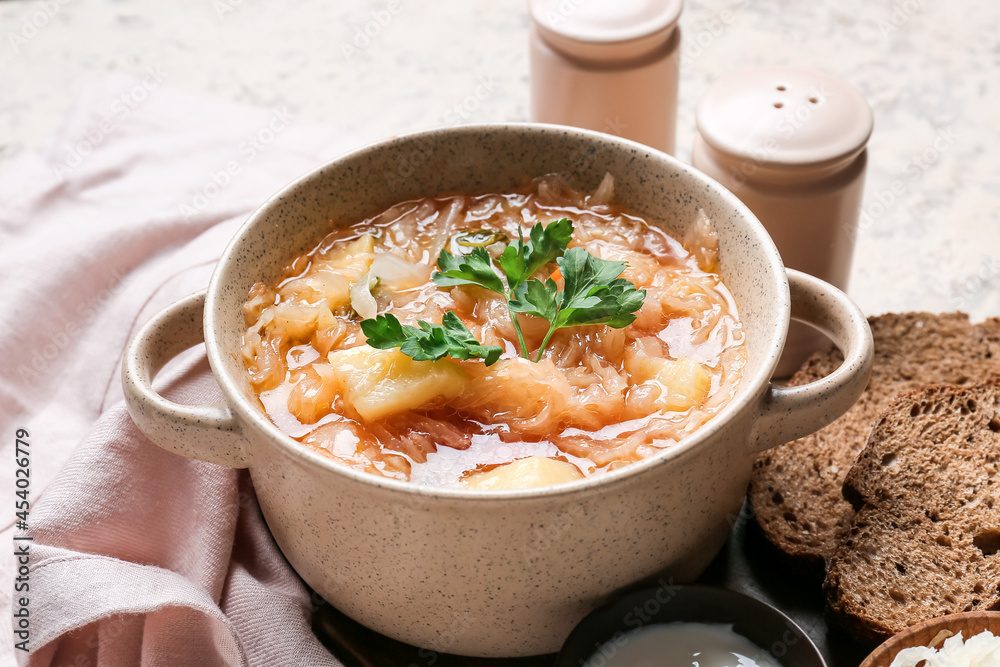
[241,174,746,488]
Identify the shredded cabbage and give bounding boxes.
[890,631,1000,667]
[350,254,431,319]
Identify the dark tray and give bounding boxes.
[312,500,873,667]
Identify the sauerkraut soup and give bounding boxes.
[241,174,746,489]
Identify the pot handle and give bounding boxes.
[751,269,873,453]
[121,290,248,468]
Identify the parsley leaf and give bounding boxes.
[498,218,574,291]
[361,312,502,366]
[509,278,560,322]
[559,277,645,328]
[432,247,505,294]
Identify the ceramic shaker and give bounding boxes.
[692,66,873,377]
[529,0,684,154]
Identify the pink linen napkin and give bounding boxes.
[1,72,372,665]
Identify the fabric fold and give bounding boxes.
[3,73,366,666]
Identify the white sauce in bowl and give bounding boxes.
[584,622,782,667]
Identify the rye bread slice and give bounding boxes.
[748,313,1000,564]
[824,381,1000,643]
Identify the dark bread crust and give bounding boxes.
[748,313,1000,564]
[824,381,1000,642]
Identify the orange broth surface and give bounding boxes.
[241,174,746,488]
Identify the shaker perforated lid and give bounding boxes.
[529,0,683,60]
[696,66,873,169]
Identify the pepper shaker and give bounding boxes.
[529,0,683,154]
[692,66,873,377]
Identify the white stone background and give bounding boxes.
[2,0,998,319]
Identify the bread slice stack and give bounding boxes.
[826,381,1000,642]
[749,313,1000,564]
[747,312,1000,642]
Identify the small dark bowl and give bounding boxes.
[556,584,826,667]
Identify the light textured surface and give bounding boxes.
[2,0,999,321]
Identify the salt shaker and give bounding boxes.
[692,66,873,377]
[529,0,683,154]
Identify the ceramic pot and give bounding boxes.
[121,124,873,658]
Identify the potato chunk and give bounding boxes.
[268,302,334,341]
[319,233,376,281]
[627,354,711,411]
[328,345,467,421]
[279,270,352,308]
[460,457,584,491]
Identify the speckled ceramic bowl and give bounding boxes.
[121,124,873,658]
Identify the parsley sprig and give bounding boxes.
[510,246,646,361]
[361,311,502,365]
[434,218,574,357]
[359,219,645,365]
